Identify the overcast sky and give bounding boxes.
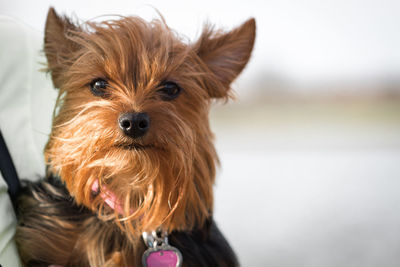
[1,0,400,92]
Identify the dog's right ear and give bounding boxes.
[45,7,80,88]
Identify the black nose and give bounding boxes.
[118,112,150,139]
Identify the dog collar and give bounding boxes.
[142,229,182,267]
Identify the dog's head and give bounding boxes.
[44,7,255,236]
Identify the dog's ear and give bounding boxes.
[195,18,256,98]
[45,7,80,88]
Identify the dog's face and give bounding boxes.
[44,8,255,235]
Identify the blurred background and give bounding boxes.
[1,0,400,266]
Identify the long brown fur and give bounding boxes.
[16,7,255,266]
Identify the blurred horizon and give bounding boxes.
[2,0,400,97]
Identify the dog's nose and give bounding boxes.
[118,112,150,139]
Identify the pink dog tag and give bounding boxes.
[142,229,182,267]
[142,245,182,267]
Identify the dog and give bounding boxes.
[15,7,255,266]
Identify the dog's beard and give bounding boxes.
[88,144,190,221]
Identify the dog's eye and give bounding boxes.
[157,81,181,101]
[90,78,109,97]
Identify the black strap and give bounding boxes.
[0,129,21,210]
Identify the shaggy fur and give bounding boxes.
[16,7,255,266]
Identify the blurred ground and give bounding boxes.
[211,94,400,267]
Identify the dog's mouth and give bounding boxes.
[91,180,125,214]
[114,142,155,151]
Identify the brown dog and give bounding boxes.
[16,7,255,266]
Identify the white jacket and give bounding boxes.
[0,16,57,266]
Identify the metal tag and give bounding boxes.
[142,244,182,267]
[142,229,182,267]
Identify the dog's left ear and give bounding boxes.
[194,18,256,98]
